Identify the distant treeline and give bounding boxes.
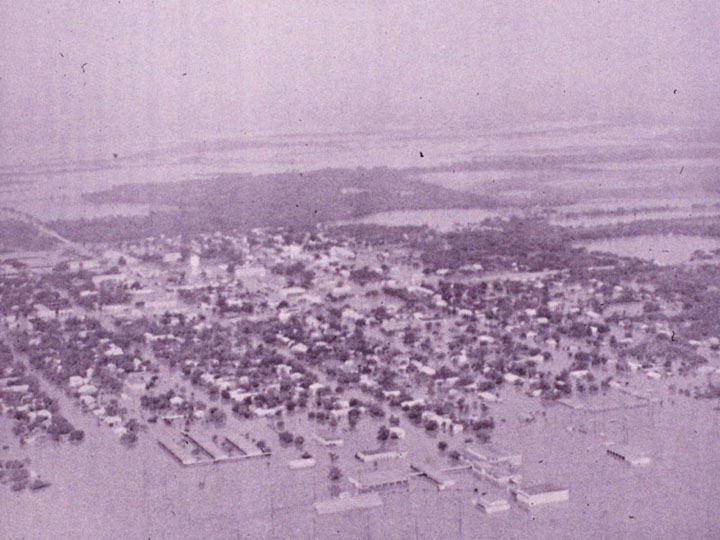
[566,215,720,241]
[51,167,493,242]
[404,145,720,176]
[0,219,57,251]
[419,217,617,272]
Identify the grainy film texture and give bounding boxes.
[1,2,720,539]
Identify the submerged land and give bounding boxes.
[2,126,720,539]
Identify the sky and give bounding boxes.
[1,1,719,164]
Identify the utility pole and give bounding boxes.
[268,461,275,538]
[457,489,463,539]
[413,491,419,540]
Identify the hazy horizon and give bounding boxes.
[2,1,720,167]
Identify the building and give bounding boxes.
[476,495,510,514]
[355,448,407,463]
[473,462,523,487]
[463,444,522,468]
[514,483,569,508]
[479,391,500,403]
[349,469,409,493]
[410,463,456,490]
[33,304,55,320]
[313,492,382,515]
[606,443,651,466]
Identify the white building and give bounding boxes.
[514,484,569,508]
[606,443,651,466]
[355,448,407,463]
[476,496,510,514]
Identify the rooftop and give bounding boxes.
[355,469,409,486]
[522,483,568,496]
[313,493,383,515]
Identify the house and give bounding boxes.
[288,458,316,470]
[68,375,86,388]
[329,407,351,420]
[348,469,409,493]
[312,431,344,447]
[281,286,306,298]
[144,299,178,314]
[355,448,407,463]
[33,304,55,320]
[102,304,130,315]
[92,273,123,286]
[162,252,182,264]
[169,396,185,407]
[57,307,74,319]
[513,483,569,508]
[400,398,425,409]
[78,384,98,396]
[104,344,124,357]
[253,406,283,417]
[479,391,500,403]
[229,390,255,403]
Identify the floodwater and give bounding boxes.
[579,235,720,266]
[2,122,718,223]
[4,371,720,539]
[551,207,720,228]
[340,207,514,231]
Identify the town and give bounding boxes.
[2,208,720,538]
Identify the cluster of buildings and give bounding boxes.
[1,214,717,526]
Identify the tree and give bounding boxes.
[348,408,361,428]
[437,440,448,452]
[328,466,342,482]
[120,432,138,447]
[69,429,85,443]
[377,425,390,442]
[278,431,294,445]
[208,407,227,427]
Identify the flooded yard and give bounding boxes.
[578,235,720,265]
[4,370,720,539]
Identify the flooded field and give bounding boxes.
[340,207,514,231]
[552,208,720,228]
[579,235,720,265]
